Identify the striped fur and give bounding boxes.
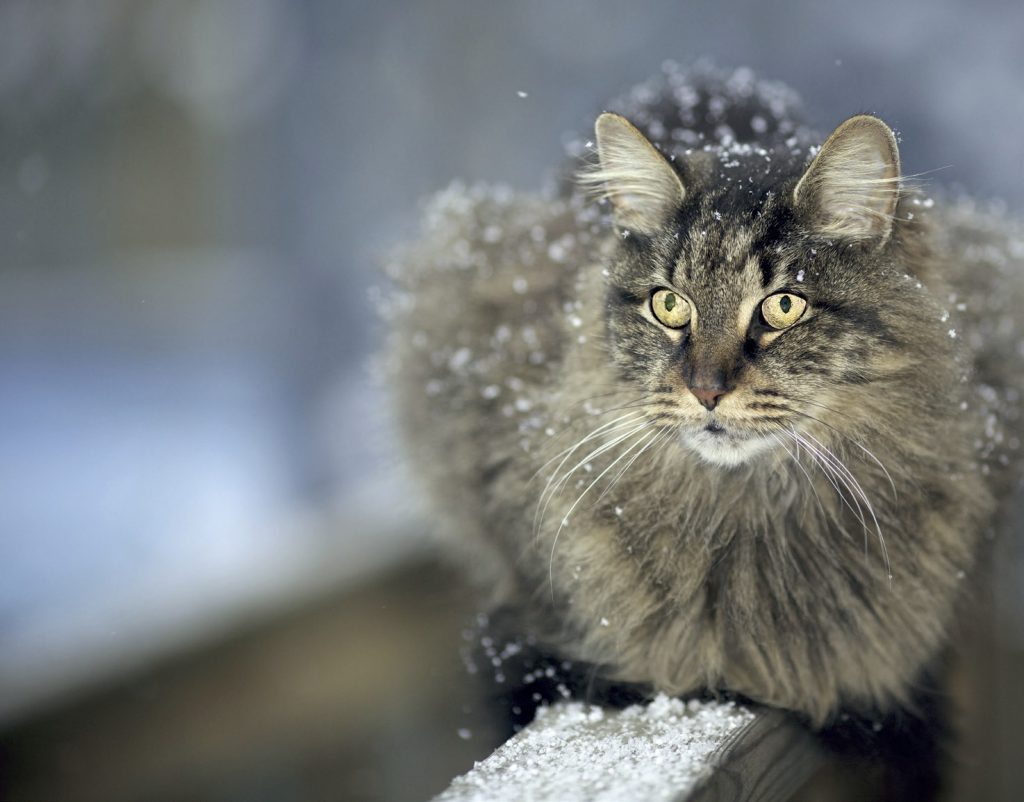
[386,67,1023,738]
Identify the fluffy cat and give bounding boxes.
[384,63,1023,794]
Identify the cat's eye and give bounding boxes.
[761,293,807,330]
[651,289,691,328]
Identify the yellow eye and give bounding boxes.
[651,289,691,328]
[761,293,807,330]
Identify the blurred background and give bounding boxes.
[0,1,1021,800]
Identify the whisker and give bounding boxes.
[767,428,828,522]
[593,394,673,416]
[548,428,657,598]
[785,429,870,544]
[790,428,892,581]
[531,412,644,483]
[535,419,653,535]
[595,426,673,505]
[784,403,900,502]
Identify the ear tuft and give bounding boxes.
[793,115,901,244]
[578,112,685,235]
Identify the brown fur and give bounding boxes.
[383,69,1023,729]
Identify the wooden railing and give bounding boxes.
[434,699,823,802]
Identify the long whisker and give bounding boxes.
[784,428,875,568]
[548,428,657,598]
[767,428,828,522]
[799,430,876,518]
[785,429,866,532]
[785,404,899,502]
[531,412,644,483]
[535,419,652,535]
[595,395,673,415]
[530,391,661,479]
[790,427,892,581]
[595,426,673,505]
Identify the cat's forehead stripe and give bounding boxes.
[720,227,755,268]
[675,224,756,284]
[742,255,769,293]
[756,252,773,288]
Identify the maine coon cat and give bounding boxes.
[384,63,1023,795]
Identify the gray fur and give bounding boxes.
[383,66,1024,726]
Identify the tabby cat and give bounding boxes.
[385,64,1023,797]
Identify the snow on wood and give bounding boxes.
[434,695,823,802]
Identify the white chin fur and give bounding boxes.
[684,430,774,467]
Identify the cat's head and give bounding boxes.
[581,112,952,467]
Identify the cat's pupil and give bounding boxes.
[665,293,676,311]
[780,295,792,314]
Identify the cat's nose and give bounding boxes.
[689,386,728,411]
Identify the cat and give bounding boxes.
[383,63,1024,797]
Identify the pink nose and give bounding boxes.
[689,386,727,411]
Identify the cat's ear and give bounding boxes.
[581,112,685,235]
[793,115,901,244]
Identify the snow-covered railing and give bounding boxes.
[434,697,823,802]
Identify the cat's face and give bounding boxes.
[587,113,950,467]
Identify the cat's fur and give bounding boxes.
[385,63,1022,750]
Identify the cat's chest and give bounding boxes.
[549,475,884,625]
[550,501,890,680]
[529,426,899,625]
